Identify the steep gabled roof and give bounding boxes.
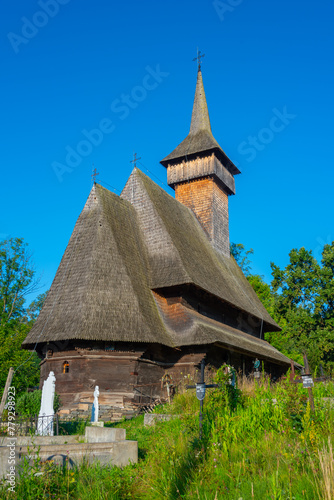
[22,184,172,348]
[121,169,280,332]
[23,170,287,367]
[160,69,240,175]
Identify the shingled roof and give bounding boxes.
[23,169,290,364]
[22,171,293,366]
[122,169,280,332]
[154,298,290,365]
[22,184,172,348]
[160,69,240,176]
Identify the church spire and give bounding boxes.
[160,61,240,257]
[189,68,212,135]
[160,66,240,177]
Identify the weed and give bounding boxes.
[1,378,334,499]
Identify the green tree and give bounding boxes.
[318,242,334,327]
[271,247,321,313]
[270,244,334,370]
[247,274,276,318]
[232,242,334,370]
[26,291,48,322]
[0,238,40,326]
[0,238,44,398]
[230,242,254,276]
[16,389,60,417]
[0,323,40,396]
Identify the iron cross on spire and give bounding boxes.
[91,164,99,184]
[193,48,205,71]
[130,152,141,168]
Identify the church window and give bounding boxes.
[63,361,69,374]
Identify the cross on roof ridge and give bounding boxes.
[130,152,141,168]
[193,48,205,71]
[91,165,99,184]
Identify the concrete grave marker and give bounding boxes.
[37,371,56,436]
[91,385,99,423]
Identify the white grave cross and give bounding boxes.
[91,385,99,423]
[37,371,56,436]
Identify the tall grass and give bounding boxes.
[1,373,334,499]
[310,438,334,500]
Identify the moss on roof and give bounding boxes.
[23,171,286,366]
[124,169,280,333]
[23,184,172,348]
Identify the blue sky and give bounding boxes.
[1,0,333,304]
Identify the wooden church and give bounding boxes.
[23,65,294,419]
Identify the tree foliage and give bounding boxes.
[0,238,40,326]
[16,389,61,417]
[271,247,321,313]
[247,274,276,318]
[269,244,334,369]
[230,243,254,276]
[0,323,40,397]
[232,241,334,372]
[26,291,48,322]
[0,238,45,399]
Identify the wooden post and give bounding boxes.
[0,367,14,419]
[303,353,315,412]
[290,359,295,382]
[186,359,218,440]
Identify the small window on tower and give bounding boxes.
[63,361,69,374]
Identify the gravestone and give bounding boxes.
[91,386,99,423]
[37,371,56,436]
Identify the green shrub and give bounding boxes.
[207,364,243,413]
[2,378,334,499]
[59,419,89,436]
[16,390,61,417]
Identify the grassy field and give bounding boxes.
[1,370,334,499]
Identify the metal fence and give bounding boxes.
[0,414,85,437]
